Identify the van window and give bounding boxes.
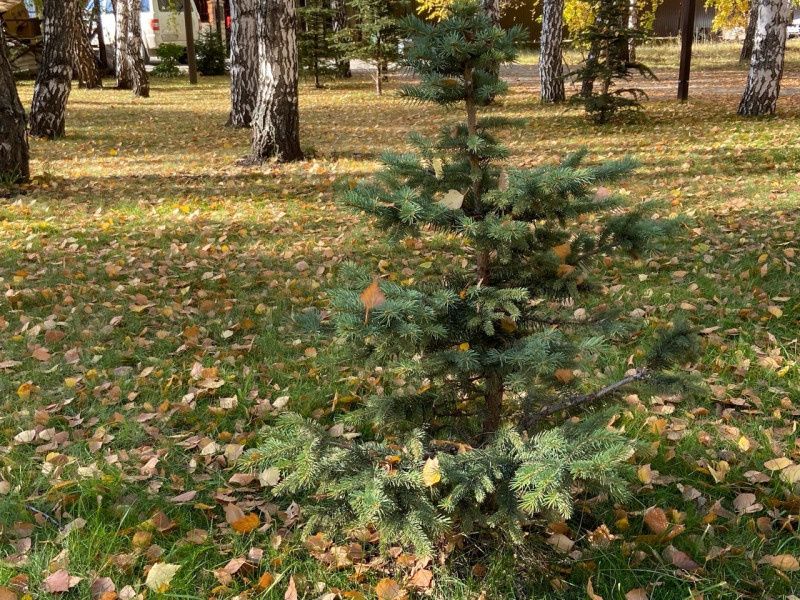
[157,0,185,11]
[141,0,151,11]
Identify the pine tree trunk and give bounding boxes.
[741,0,759,62]
[73,8,102,89]
[228,0,259,127]
[738,0,790,116]
[115,0,133,89]
[331,0,351,77]
[481,0,501,25]
[30,0,77,139]
[248,0,303,163]
[0,26,29,182]
[628,0,638,61]
[539,0,565,103]
[126,0,150,97]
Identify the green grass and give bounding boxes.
[1,56,800,599]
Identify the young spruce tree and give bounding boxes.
[245,0,697,555]
[335,0,410,95]
[571,0,655,123]
[298,0,339,87]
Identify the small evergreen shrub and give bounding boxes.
[569,0,656,123]
[245,0,697,557]
[298,0,341,87]
[195,30,228,76]
[152,43,182,78]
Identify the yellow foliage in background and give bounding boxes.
[417,0,457,19]
[704,0,750,31]
[563,0,664,38]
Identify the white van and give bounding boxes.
[99,0,208,64]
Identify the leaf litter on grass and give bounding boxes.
[1,67,800,598]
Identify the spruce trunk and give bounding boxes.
[30,0,77,139]
[115,0,132,89]
[740,0,759,62]
[0,26,29,182]
[126,0,150,97]
[539,0,565,103]
[228,0,259,127]
[74,8,102,89]
[249,0,303,163]
[738,0,790,116]
[465,61,502,438]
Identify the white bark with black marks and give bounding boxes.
[30,0,77,139]
[481,0,500,25]
[228,0,259,127]
[628,0,638,61]
[738,0,790,116]
[0,26,29,181]
[248,0,303,163]
[539,0,565,103]
[73,8,102,89]
[126,0,150,97]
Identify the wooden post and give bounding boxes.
[677,0,696,101]
[183,0,198,83]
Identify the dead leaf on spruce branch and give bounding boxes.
[422,457,441,487]
[438,189,464,210]
[360,277,386,324]
[554,368,574,384]
[552,243,571,261]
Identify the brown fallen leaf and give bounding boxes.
[625,588,648,600]
[664,546,701,571]
[257,572,275,590]
[231,512,260,534]
[0,588,17,600]
[285,575,298,600]
[360,277,386,324]
[90,577,116,600]
[375,578,403,600]
[644,507,669,535]
[408,568,433,589]
[422,457,441,487]
[587,577,603,600]
[770,554,800,572]
[42,569,81,593]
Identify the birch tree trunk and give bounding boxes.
[628,0,639,61]
[115,0,133,89]
[248,0,303,163]
[0,26,29,182]
[481,0,501,25]
[228,0,259,127]
[331,0,351,77]
[30,0,77,139]
[539,0,565,103]
[73,8,102,89]
[126,0,150,97]
[740,0,759,62]
[738,0,790,116]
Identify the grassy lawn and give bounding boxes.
[1,52,800,599]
